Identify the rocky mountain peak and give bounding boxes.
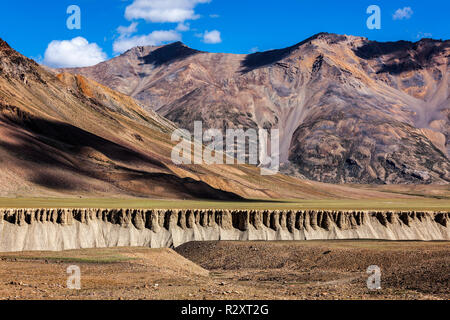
[0,38,45,84]
[0,38,11,51]
[62,33,450,184]
[137,41,203,67]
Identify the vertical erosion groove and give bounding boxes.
[0,209,448,234]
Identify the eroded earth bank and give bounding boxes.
[0,209,448,252]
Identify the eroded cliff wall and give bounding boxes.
[0,209,448,252]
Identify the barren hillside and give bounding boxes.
[0,37,406,200]
[66,33,450,184]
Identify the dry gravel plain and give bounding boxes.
[0,241,448,300]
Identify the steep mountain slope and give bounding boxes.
[66,33,450,184]
[1,37,404,200]
[0,39,236,199]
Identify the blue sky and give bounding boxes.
[0,0,448,67]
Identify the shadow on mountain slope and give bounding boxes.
[240,33,347,73]
[140,42,202,67]
[0,104,242,200]
[354,39,450,75]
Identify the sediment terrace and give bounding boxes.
[0,209,449,252]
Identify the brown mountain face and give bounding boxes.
[1,37,405,200]
[0,38,228,199]
[66,33,450,185]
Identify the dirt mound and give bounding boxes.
[0,247,209,300]
[122,248,209,277]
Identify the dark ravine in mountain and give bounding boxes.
[0,208,448,251]
[64,33,450,185]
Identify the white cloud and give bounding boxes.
[43,37,107,68]
[393,7,413,20]
[209,14,219,18]
[202,30,221,44]
[125,0,210,23]
[117,22,139,37]
[113,30,181,53]
[416,32,432,39]
[176,22,190,31]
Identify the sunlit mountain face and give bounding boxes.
[64,33,450,184]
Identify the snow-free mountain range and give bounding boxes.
[64,33,450,185]
[0,33,449,201]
